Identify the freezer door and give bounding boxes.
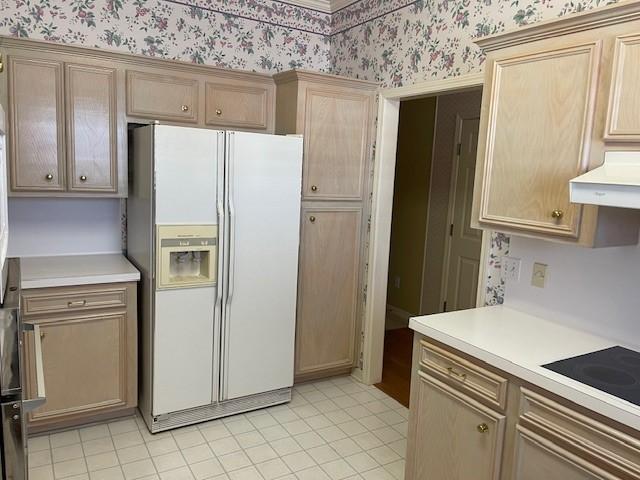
[221,132,303,401]
[152,287,216,416]
[154,125,221,225]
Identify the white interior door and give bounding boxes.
[222,132,303,401]
[154,125,221,225]
[443,117,483,311]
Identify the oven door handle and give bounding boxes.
[22,323,46,412]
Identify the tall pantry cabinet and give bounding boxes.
[274,70,377,382]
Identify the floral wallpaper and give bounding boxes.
[0,0,331,73]
[0,0,620,307]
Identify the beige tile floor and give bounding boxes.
[28,376,408,480]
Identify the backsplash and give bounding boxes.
[0,0,331,72]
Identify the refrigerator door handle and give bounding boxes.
[226,135,236,306]
[22,323,47,412]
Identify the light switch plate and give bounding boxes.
[502,256,521,282]
[531,262,548,288]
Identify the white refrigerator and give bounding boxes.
[127,125,303,432]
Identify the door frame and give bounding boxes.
[439,114,482,312]
[361,72,491,385]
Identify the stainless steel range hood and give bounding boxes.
[570,151,640,209]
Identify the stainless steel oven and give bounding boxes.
[0,258,46,480]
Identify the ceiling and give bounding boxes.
[287,0,360,13]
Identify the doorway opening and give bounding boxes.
[373,89,484,406]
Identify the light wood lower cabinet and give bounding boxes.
[406,334,640,480]
[513,426,621,480]
[406,371,505,480]
[22,282,137,432]
[295,207,362,382]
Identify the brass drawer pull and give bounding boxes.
[477,423,489,434]
[216,109,222,116]
[309,216,316,223]
[181,105,190,112]
[447,366,467,381]
[67,300,87,308]
[45,173,53,181]
[79,175,87,182]
[551,209,564,219]
[311,185,318,192]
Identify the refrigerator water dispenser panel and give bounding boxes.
[157,225,218,289]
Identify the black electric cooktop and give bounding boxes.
[542,346,640,407]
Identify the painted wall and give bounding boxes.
[504,236,640,348]
[8,198,123,257]
[0,0,331,73]
[421,89,482,315]
[386,96,436,315]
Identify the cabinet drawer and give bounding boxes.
[419,340,508,410]
[205,82,269,130]
[22,286,127,316]
[126,71,199,123]
[519,388,640,478]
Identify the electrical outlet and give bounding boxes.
[394,276,401,289]
[531,263,548,288]
[502,256,521,282]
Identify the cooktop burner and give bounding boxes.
[542,346,640,407]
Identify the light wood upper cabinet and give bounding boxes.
[126,70,199,123]
[406,371,506,480]
[477,42,601,239]
[66,64,117,193]
[295,207,362,381]
[8,57,65,192]
[205,82,270,130]
[302,88,371,200]
[274,70,377,202]
[472,12,640,247]
[605,33,640,141]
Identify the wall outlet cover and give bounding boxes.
[531,262,548,288]
[502,256,521,282]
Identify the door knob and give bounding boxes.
[309,216,316,223]
[477,423,489,434]
[216,109,222,116]
[45,173,53,181]
[311,185,318,192]
[181,105,190,112]
[551,209,564,219]
[79,175,87,182]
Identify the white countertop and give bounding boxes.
[21,254,140,289]
[409,305,640,431]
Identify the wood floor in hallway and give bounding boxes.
[374,328,414,408]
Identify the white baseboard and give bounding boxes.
[385,304,412,330]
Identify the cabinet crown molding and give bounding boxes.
[475,0,640,51]
[0,36,274,84]
[273,69,378,90]
[286,0,360,13]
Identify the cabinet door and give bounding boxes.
[295,207,361,380]
[512,426,621,480]
[605,34,640,141]
[406,372,505,480]
[303,88,372,201]
[477,42,600,238]
[24,313,131,426]
[8,57,65,191]
[66,64,118,192]
[126,70,199,123]
[205,82,269,130]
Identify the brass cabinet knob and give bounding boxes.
[309,216,316,223]
[181,105,190,112]
[311,185,318,192]
[79,175,87,182]
[216,109,222,116]
[45,173,53,181]
[551,209,564,219]
[477,423,489,434]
